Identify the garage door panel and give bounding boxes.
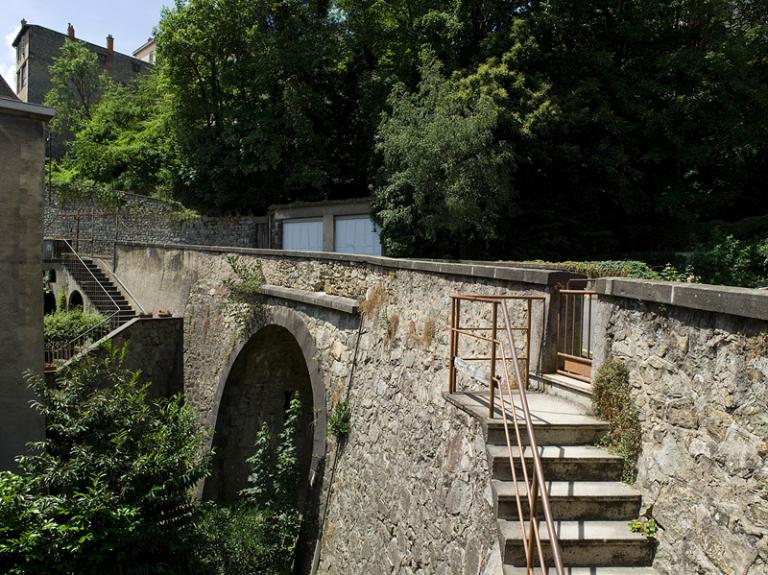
[283,219,323,252]
[335,216,382,255]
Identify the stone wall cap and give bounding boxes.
[0,97,54,121]
[116,241,576,286]
[596,277,768,321]
[260,285,359,315]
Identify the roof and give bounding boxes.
[11,21,30,47]
[132,37,156,57]
[0,96,54,121]
[12,22,153,66]
[0,74,17,100]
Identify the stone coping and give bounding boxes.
[115,241,575,286]
[596,278,768,321]
[260,285,359,315]
[0,97,55,121]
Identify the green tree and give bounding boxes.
[373,53,515,257]
[0,343,210,574]
[44,39,103,136]
[156,0,340,213]
[66,70,177,196]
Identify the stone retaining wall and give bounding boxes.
[44,191,268,252]
[593,279,768,575]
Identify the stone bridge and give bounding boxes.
[109,242,768,575]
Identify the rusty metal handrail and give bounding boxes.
[449,295,564,575]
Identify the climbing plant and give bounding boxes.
[592,358,642,483]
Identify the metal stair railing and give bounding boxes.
[449,294,565,575]
[45,239,122,364]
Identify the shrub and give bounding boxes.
[691,234,768,288]
[328,400,351,440]
[592,358,642,483]
[187,394,303,575]
[55,290,67,312]
[0,343,210,575]
[43,308,105,343]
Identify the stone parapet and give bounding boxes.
[596,277,768,320]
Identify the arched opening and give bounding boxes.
[68,290,83,310]
[204,325,316,506]
[43,291,56,315]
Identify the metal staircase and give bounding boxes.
[447,294,658,575]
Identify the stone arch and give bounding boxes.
[68,290,83,309]
[203,306,327,504]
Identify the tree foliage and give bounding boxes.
[45,40,103,136]
[44,0,768,266]
[0,344,210,575]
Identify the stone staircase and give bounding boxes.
[446,391,658,575]
[62,257,136,326]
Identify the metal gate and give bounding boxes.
[556,284,597,382]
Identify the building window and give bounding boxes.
[20,62,27,88]
[148,52,155,64]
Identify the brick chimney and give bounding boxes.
[106,34,114,76]
[67,23,75,39]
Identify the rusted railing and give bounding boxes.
[449,294,564,575]
[556,287,597,382]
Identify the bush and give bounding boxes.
[188,504,300,575]
[187,394,303,575]
[592,358,642,483]
[691,234,768,288]
[43,308,105,343]
[0,343,210,575]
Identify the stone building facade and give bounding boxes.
[12,21,152,105]
[0,85,54,470]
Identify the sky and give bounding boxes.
[1,0,172,87]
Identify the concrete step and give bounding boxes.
[488,445,624,482]
[504,567,660,575]
[499,519,654,567]
[445,392,608,445]
[493,480,641,521]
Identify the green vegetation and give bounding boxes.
[328,400,351,440]
[44,2,768,282]
[43,308,105,343]
[223,256,265,334]
[223,256,264,305]
[0,344,209,574]
[0,345,304,575]
[592,358,642,483]
[629,518,658,539]
[189,394,303,575]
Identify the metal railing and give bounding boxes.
[449,294,564,575]
[556,287,597,382]
[44,240,122,365]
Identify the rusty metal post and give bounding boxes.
[526,298,532,389]
[526,473,539,575]
[489,301,498,418]
[449,297,457,394]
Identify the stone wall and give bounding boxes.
[593,279,768,575]
[44,191,269,254]
[0,101,52,470]
[109,317,184,399]
[112,242,571,575]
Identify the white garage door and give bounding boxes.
[283,218,323,251]
[334,215,382,255]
